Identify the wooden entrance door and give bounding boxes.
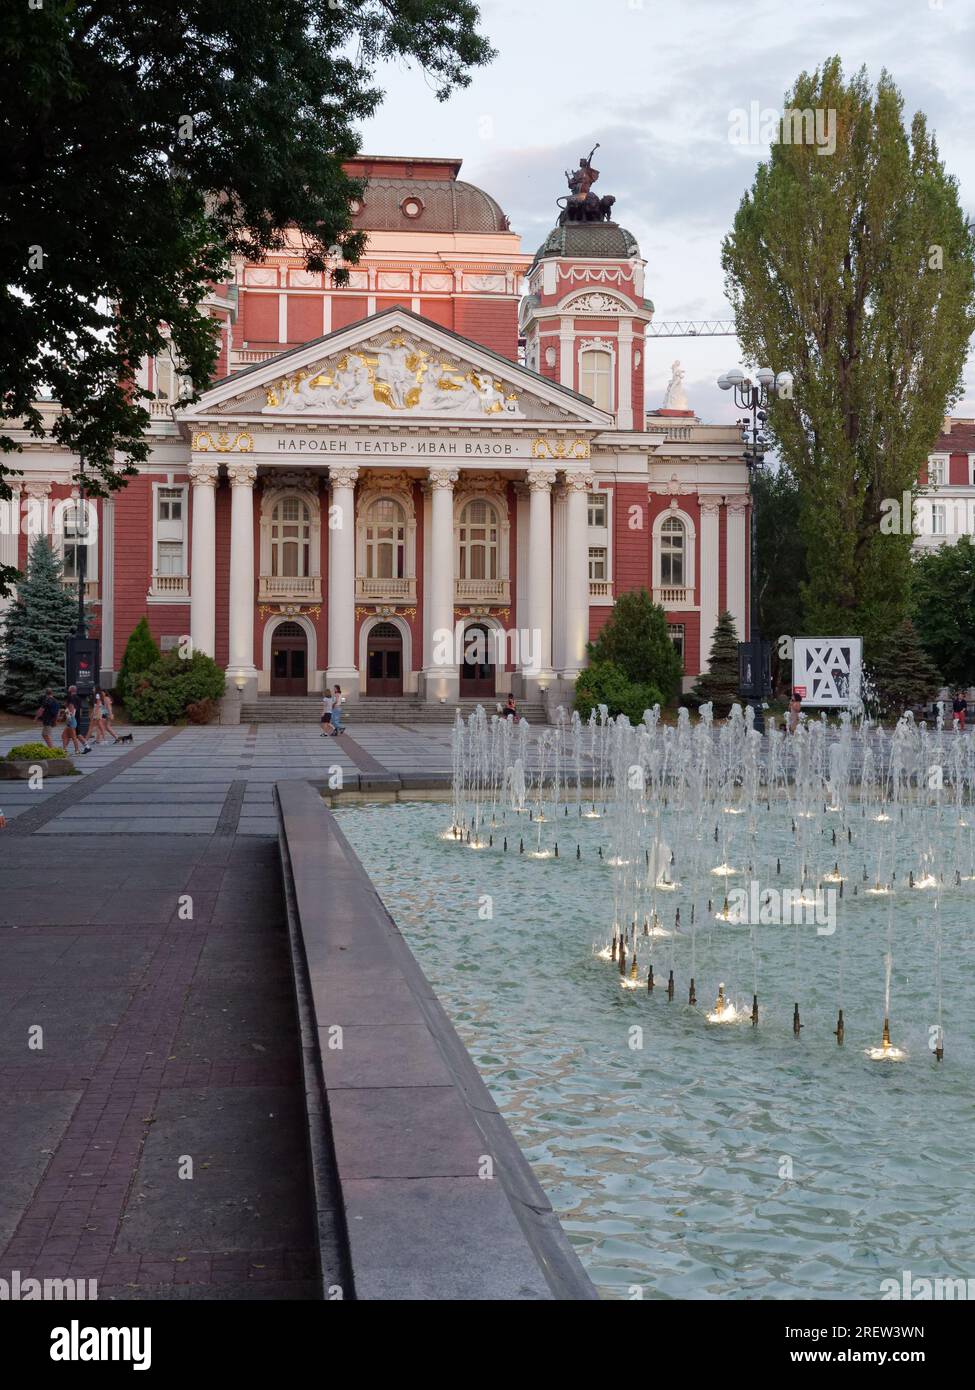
[366,622,403,696]
[270,622,308,696]
[460,622,495,699]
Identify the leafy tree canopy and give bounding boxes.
[1,0,493,594]
[722,57,975,655]
[910,536,975,688]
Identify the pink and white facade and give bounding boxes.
[2,157,750,707]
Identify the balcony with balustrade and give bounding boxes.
[355,575,417,604]
[259,574,322,602]
[149,573,190,600]
[454,577,510,604]
[653,585,695,609]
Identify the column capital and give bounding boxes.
[329,466,360,489]
[525,468,556,493]
[226,461,257,487]
[725,493,750,512]
[23,479,52,499]
[699,494,723,515]
[426,467,459,490]
[561,470,592,492]
[188,461,220,487]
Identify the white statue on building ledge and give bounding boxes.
[662,360,688,412]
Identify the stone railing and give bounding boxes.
[589,579,612,598]
[355,576,417,603]
[653,585,692,607]
[259,574,322,601]
[150,573,190,598]
[454,577,510,604]
[60,578,99,599]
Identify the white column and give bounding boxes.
[617,323,633,430]
[560,471,591,679]
[326,465,359,695]
[100,497,115,677]
[422,467,459,701]
[698,496,721,676]
[0,483,22,620]
[525,468,556,689]
[226,462,257,687]
[189,461,219,658]
[726,495,749,643]
[559,319,574,389]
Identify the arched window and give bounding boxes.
[660,516,685,586]
[365,498,406,579]
[271,497,311,578]
[458,499,500,580]
[579,349,613,410]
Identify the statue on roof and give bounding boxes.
[558,144,616,224]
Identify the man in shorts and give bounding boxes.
[34,688,60,747]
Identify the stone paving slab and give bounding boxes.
[0,834,328,1300]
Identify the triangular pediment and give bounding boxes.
[178,308,612,428]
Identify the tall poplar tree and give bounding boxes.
[722,58,975,654]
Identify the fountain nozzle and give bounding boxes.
[667,970,674,1001]
[882,1017,891,1049]
[793,1003,802,1036]
[689,978,696,1006]
[647,964,655,993]
[751,994,758,1027]
[834,1009,844,1045]
[630,954,638,981]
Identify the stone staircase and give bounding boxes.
[240,696,550,725]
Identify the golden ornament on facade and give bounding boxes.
[192,429,254,453]
[259,603,321,619]
[530,436,591,460]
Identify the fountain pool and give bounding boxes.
[336,705,975,1298]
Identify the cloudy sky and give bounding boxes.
[359,0,975,425]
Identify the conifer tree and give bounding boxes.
[693,611,741,716]
[0,536,79,711]
[869,619,942,713]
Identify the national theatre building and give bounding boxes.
[2,154,750,714]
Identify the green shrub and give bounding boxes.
[587,589,683,703]
[574,660,664,724]
[127,650,226,724]
[7,742,69,761]
[117,617,161,702]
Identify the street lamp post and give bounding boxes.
[717,365,793,733]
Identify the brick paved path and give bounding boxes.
[0,830,334,1299]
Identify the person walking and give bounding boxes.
[330,685,345,735]
[33,688,60,748]
[89,691,107,745]
[952,690,967,732]
[61,696,85,755]
[320,687,335,736]
[96,687,121,744]
[66,684,92,752]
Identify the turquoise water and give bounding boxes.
[336,799,975,1300]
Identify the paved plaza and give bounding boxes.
[0,717,563,1299]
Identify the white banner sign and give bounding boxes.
[792,637,863,708]
[268,434,539,459]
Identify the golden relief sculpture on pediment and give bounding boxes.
[263,336,524,419]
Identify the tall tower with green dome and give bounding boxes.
[519,160,653,431]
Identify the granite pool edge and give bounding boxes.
[275,778,598,1302]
